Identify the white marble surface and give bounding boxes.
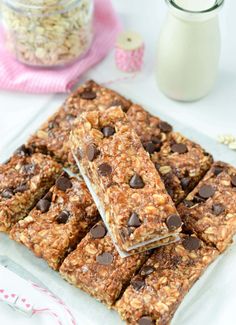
[0,1,236,324]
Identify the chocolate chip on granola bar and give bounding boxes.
[98,163,112,177]
[171,143,188,154]
[90,224,107,239]
[1,188,14,199]
[14,183,28,193]
[140,266,154,276]
[109,100,127,111]
[43,191,53,202]
[128,212,141,227]
[138,316,154,325]
[159,121,172,133]
[96,252,113,265]
[80,89,97,100]
[129,174,145,189]
[213,166,224,176]
[182,236,201,251]
[14,144,30,156]
[102,126,115,137]
[181,177,191,190]
[166,214,182,230]
[212,203,225,216]
[143,141,156,154]
[198,185,215,199]
[86,144,99,162]
[56,176,72,192]
[36,199,51,213]
[231,176,236,187]
[131,278,145,291]
[56,210,70,224]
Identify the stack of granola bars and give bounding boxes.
[1,81,236,325]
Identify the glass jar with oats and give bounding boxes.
[1,0,94,67]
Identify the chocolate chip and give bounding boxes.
[231,176,236,187]
[128,212,141,227]
[140,266,154,276]
[159,121,172,133]
[151,136,162,145]
[138,316,154,325]
[55,176,72,192]
[43,191,53,201]
[98,163,112,177]
[182,236,201,251]
[198,185,215,199]
[80,89,97,100]
[109,100,127,111]
[36,199,51,213]
[1,188,14,199]
[14,183,28,193]
[166,214,182,230]
[90,224,107,239]
[213,166,224,176]
[171,143,188,154]
[102,126,115,137]
[96,252,113,265]
[131,278,145,291]
[212,203,225,216]
[14,145,29,156]
[129,174,145,189]
[181,177,191,190]
[86,144,99,161]
[183,200,195,208]
[22,163,35,175]
[143,142,156,154]
[56,210,70,224]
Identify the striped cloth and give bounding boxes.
[0,0,121,93]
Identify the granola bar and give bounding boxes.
[28,80,131,167]
[127,105,213,203]
[115,234,218,325]
[10,172,99,270]
[59,221,149,306]
[70,107,182,253]
[0,146,62,232]
[178,161,236,252]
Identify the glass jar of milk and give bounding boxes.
[156,0,224,101]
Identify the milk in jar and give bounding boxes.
[156,0,224,101]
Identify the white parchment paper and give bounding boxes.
[0,105,235,325]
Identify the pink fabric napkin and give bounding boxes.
[0,0,121,93]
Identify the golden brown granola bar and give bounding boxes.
[10,172,99,270]
[115,234,218,325]
[59,221,149,306]
[127,105,213,203]
[70,107,182,253]
[0,146,62,232]
[28,80,131,167]
[178,161,236,252]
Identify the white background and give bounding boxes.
[0,0,236,324]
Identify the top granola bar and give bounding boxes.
[70,106,182,253]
